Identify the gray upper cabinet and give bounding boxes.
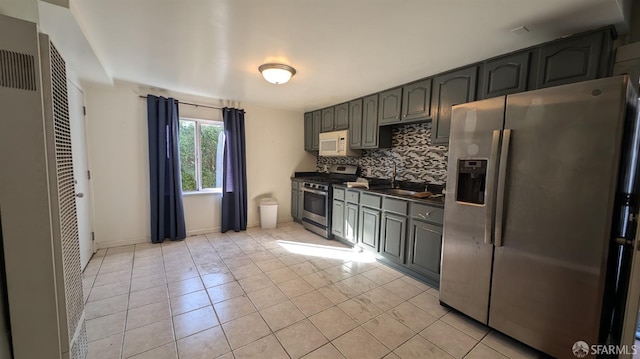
[360,94,392,149]
[349,99,363,149]
[321,107,335,132]
[362,94,380,148]
[378,87,402,125]
[482,52,531,99]
[312,110,321,150]
[305,27,612,150]
[401,78,432,122]
[304,112,313,151]
[536,30,609,89]
[431,65,478,145]
[334,103,349,130]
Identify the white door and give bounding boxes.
[68,80,94,270]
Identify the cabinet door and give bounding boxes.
[431,66,478,145]
[402,78,432,121]
[304,113,313,151]
[334,103,349,130]
[380,212,407,265]
[349,99,363,149]
[345,203,358,244]
[536,31,604,89]
[361,94,379,149]
[378,87,402,125]
[291,188,298,220]
[408,220,442,281]
[332,200,345,238]
[312,110,321,150]
[297,189,304,219]
[321,107,335,132]
[482,52,530,98]
[359,206,380,251]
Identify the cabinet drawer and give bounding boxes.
[292,181,299,190]
[382,197,408,215]
[360,192,381,208]
[410,203,444,225]
[346,190,360,203]
[333,187,345,201]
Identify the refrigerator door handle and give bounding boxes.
[485,130,502,244]
[495,129,511,247]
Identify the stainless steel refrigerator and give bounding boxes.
[440,75,640,358]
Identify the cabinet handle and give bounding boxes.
[417,213,430,219]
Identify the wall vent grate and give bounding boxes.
[0,49,36,91]
[49,41,86,350]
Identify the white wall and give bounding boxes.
[83,81,316,248]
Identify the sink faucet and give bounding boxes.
[391,162,397,188]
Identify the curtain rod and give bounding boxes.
[139,95,222,110]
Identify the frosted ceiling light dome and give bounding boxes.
[259,63,296,84]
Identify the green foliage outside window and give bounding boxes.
[179,119,223,192]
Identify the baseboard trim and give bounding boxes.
[96,237,149,249]
[186,227,220,236]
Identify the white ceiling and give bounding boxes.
[68,0,628,112]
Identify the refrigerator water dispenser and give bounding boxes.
[456,159,487,205]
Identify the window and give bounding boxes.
[179,118,224,192]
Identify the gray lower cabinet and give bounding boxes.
[407,219,442,281]
[380,212,407,265]
[291,188,298,219]
[357,192,385,253]
[291,180,304,221]
[359,206,381,251]
[344,202,358,244]
[332,200,345,238]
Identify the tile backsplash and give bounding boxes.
[316,122,448,184]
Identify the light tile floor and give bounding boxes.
[83,221,545,359]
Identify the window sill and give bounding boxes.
[182,189,222,196]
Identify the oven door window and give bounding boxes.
[304,191,326,217]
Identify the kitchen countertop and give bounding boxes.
[333,184,445,208]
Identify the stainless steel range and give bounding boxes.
[299,164,359,238]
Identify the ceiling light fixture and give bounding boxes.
[258,63,296,84]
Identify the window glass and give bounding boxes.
[179,120,196,192]
[179,118,223,192]
[200,123,223,189]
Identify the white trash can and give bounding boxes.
[259,198,278,229]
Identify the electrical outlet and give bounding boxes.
[323,165,328,172]
[366,168,372,177]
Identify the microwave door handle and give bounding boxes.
[494,129,511,247]
[484,130,502,245]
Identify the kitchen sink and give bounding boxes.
[375,188,419,196]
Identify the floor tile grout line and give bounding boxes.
[87,224,467,359]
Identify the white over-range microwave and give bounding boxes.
[318,130,360,157]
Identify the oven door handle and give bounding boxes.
[302,187,328,196]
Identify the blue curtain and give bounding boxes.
[221,107,247,232]
[147,95,186,243]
